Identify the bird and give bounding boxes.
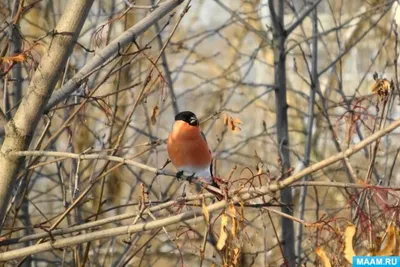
[167,111,220,190]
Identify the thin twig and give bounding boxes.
[2,117,400,261]
[286,0,323,35]
[45,0,184,110]
[296,0,318,258]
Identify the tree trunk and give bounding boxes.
[0,0,94,225]
[269,0,296,265]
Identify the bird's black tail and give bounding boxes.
[207,160,223,200]
[210,179,219,189]
[209,160,219,189]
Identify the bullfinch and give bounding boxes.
[167,111,219,189]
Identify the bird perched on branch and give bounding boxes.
[167,111,220,192]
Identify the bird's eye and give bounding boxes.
[189,117,199,126]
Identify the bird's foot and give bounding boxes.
[176,170,184,180]
[187,173,196,183]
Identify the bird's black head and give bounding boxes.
[175,111,199,126]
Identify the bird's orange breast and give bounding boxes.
[167,121,212,168]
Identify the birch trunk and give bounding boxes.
[0,0,94,224]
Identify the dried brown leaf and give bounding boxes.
[150,105,159,125]
[230,117,242,133]
[232,248,240,265]
[223,113,229,125]
[239,201,245,230]
[377,223,396,256]
[344,224,356,264]
[1,53,26,64]
[371,78,391,100]
[223,114,242,133]
[396,227,400,256]
[316,247,331,267]
[228,204,237,238]
[216,213,228,250]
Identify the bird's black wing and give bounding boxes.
[201,131,211,153]
[200,131,208,144]
[201,131,212,155]
[201,131,217,186]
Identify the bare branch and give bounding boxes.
[0,0,94,224]
[213,0,271,45]
[45,0,184,111]
[286,0,323,35]
[2,113,400,261]
[7,150,223,196]
[8,0,23,114]
[0,193,214,246]
[8,150,160,173]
